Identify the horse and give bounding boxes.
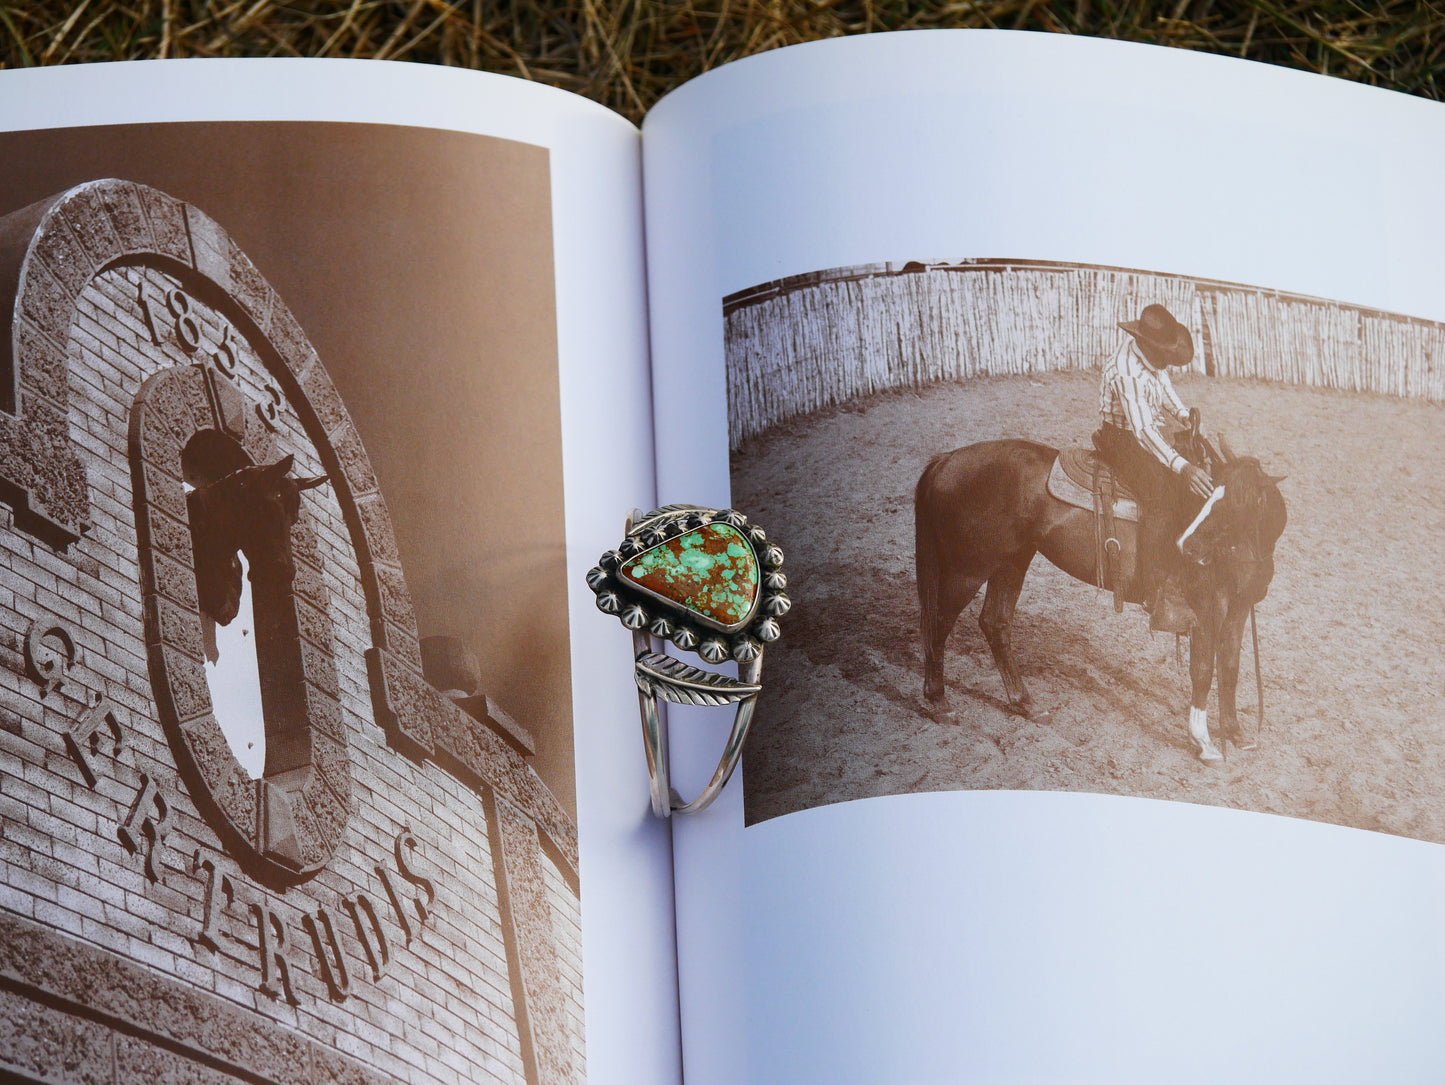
[914,436,1285,761]
[187,454,328,629]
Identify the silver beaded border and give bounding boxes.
[587,504,790,665]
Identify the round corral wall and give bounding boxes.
[0,181,581,1085]
[723,259,1445,447]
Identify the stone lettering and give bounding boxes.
[343,893,390,982]
[303,907,351,1002]
[192,852,235,952]
[394,829,436,927]
[64,694,124,788]
[250,901,298,1003]
[376,864,413,946]
[211,325,238,376]
[118,772,172,883]
[184,835,448,1009]
[135,279,166,345]
[23,619,76,698]
[137,282,206,353]
[164,288,201,352]
[254,382,282,432]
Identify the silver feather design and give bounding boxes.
[634,652,760,706]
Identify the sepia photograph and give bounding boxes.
[731,259,1445,840]
[0,121,584,1083]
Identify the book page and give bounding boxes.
[0,61,674,1085]
[643,31,1445,1083]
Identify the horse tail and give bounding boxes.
[914,452,949,652]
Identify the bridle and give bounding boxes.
[1180,423,1275,571]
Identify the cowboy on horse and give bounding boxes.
[1092,303,1214,635]
[916,305,1286,757]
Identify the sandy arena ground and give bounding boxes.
[734,370,1445,840]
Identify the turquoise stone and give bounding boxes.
[621,523,759,630]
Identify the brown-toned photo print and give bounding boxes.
[0,123,583,1084]
[730,259,1445,840]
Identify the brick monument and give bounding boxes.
[0,180,582,1084]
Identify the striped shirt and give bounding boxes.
[1099,338,1191,473]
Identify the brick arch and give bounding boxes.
[1,179,423,668]
[0,180,577,880]
[131,361,350,882]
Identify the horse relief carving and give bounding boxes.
[189,454,328,638]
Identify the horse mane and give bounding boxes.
[1215,454,1287,554]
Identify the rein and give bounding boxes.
[1244,509,1267,732]
[1182,463,1272,736]
[1212,482,1271,734]
[1251,606,1264,732]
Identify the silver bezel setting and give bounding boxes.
[588,504,789,664]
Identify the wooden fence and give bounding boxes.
[722,259,1445,447]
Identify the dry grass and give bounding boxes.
[1,1,1444,122]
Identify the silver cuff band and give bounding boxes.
[587,505,788,817]
[634,629,763,816]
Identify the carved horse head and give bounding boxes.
[188,455,328,626]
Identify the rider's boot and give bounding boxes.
[1134,498,1196,635]
[1146,574,1196,635]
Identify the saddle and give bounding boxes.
[1046,448,1137,612]
[1046,448,1139,521]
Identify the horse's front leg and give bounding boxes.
[1215,606,1255,750]
[1187,623,1223,763]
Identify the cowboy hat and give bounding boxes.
[1119,303,1193,368]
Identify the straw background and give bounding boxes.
[723,261,1445,445]
[2,2,1444,122]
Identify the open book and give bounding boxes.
[0,30,1441,1085]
